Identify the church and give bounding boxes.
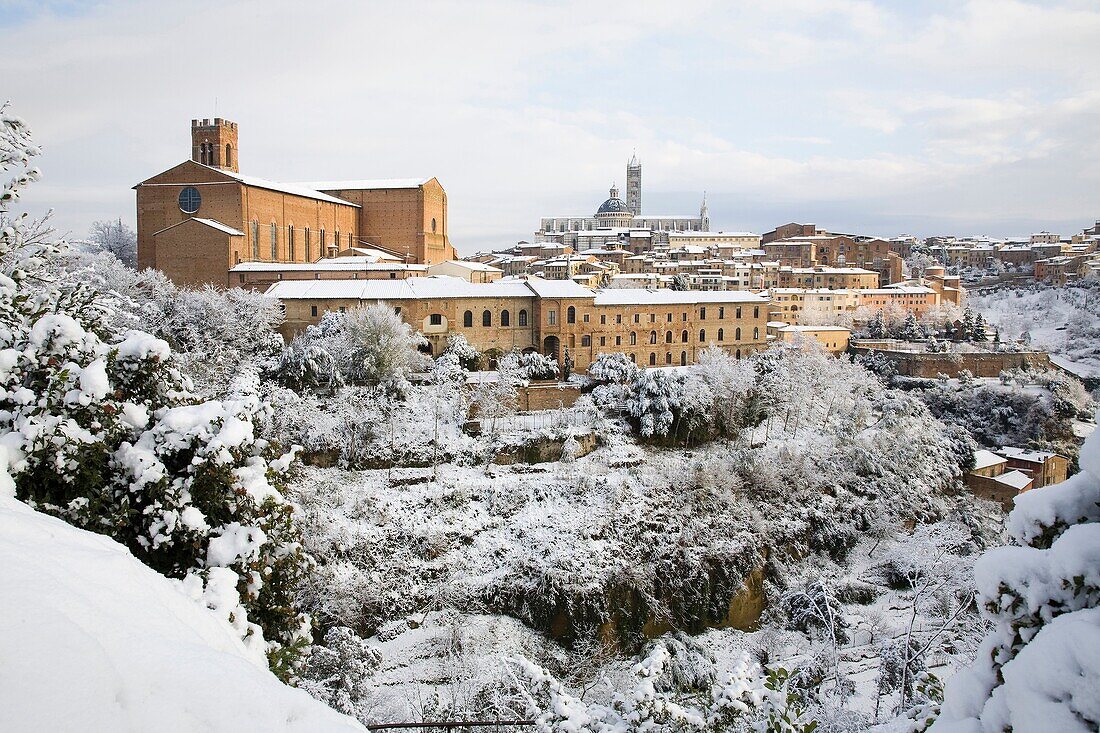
[135,118,456,288]
[536,154,710,241]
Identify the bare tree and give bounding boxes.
[88,218,137,267]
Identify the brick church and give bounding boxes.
[135,118,456,287]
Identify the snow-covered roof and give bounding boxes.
[152,217,245,237]
[515,277,596,299]
[973,449,1008,471]
[998,446,1062,463]
[266,275,571,301]
[593,289,767,306]
[192,165,359,206]
[779,325,851,333]
[993,470,1033,491]
[433,260,503,272]
[229,261,426,273]
[290,178,432,191]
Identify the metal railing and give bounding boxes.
[365,722,534,732]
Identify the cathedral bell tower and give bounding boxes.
[191,118,239,173]
[626,152,642,216]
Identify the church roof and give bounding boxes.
[596,196,631,214]
[152,217,245,237]
[136,162,359,207]
[290,178,433,191]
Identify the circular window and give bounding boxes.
[178,186,201,214]
[431,217,437,234]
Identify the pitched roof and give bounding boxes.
[136,161,358,207]
[972,449,1008,471]
[993,470,1033,491]
[593,289,767,305]
[152,217,245,237]
[291,178,432,191]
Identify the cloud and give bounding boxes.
[4,0,1100,248]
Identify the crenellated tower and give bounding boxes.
[191,117,239,173]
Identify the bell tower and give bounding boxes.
[626,152,641,216]
[191,117,239,173]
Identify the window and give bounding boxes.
[700,306,706,320]
[665,331,673,344]
[548,310,557,325]
[600,315,606,325]
[735,327,742,340]
[501,309,510,327]
[431,217,437,234]
[581,335,591,347]
[754,306,760,318]
[718,328,725,342]
[753,327,760,339]
[630,332,637,345]
[649,353,656,366]
[519,309,528,326]
[736,306,742,319]
[666,313,673,323]
[681,330,688,343]
[178,186,201,214]
[616,336,622,346]
[482,310,492,327]
[430,313,443,326]
[287,226,295,260]
[633,314,640,324]
[649,314,656,323]
[225,143,232,168]
[462,311,472,327]
[699,329,706,342]
[567,306,576,324]
[250,221,259,259]
[320,229,326,254]
[665,352,672,365]
[649,331,657,344]
[334,230,340,252]
[680,351,687,366]
[719,306,725,319]
[270,223,277,260]
[616,314,622,324]
[600,336,606,346]
[304,228,311,261]
[339,306,346,313]
[629,353,636,363]
[310,305,318,317]
[736,349,741,359]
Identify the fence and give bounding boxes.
[365,722,533,732]
[490,409,594,433]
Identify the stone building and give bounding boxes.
[135,118,455,288]
[264,275,770,372]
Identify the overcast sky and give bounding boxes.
[4,0,1100,253]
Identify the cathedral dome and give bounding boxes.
[596,195,631,214]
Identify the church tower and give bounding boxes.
[700,192,710,231]
[191,118,239,173]
[626,152,641,216]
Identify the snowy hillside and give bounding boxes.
[0,494,364,733]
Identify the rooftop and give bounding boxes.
[290,178,433,191]
[973,449,1008,471]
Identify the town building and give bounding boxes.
[966,449,1035,509]
[135,118,456,288]
[264,275,770,372]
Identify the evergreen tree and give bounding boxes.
[971,313,988,342]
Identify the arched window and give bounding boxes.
[482,310,492,327]
[649,331,657,344]
[250,221,259,259]
[753,327,760,339]
[754,306,760,318]
[735,327,742,340]
[649,353,656,366]
[225,143,232,168]
[681,330,688,343]
[662,331,670,343]
[630,331,637,346]
[736,306,742,319]
[304,227,311,262]
[501,309,510,327]
[581,335,591,347]
[699,329,706,342]
[431,217,437,234]
[567,306,576,324]
[518,309,528,326]
[665,352,672,364]
[270,223,277,260]
[718,328,725,342]
[629,353,636,363]
[463,310,473,328]
[680,351,687,366]
[287,226,295,260]
[429,313,443,326]
[736,349,742,359]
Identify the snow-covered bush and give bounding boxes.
[443,333,481,371]
[517,350,559,381]
[929,420,1100,732]
[87,218,137,268]
[0,107,311,674]
[626,368,685,438]
[298,626,383,720]
[588,352,641,408]
[275,332,344,393]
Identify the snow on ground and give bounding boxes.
[0,495,364,733]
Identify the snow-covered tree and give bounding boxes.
[0,106,311,675]
[274,332,343,393]
[342,303,428,393]
[588,352,640,409]
[471,353,521,437]
[971,313,987,343]
[87,218,137,268]
[929,422,1100,732]
[625,369,684,438]
[517,350,559,381]
[443,333,481,371]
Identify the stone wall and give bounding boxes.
[851,343,1051,378]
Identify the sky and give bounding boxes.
[4,0,1100,254]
